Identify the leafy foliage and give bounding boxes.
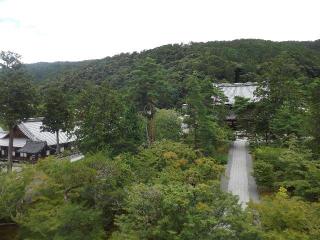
[26,40,320,88]
[0,51,36,171]
[184,73,230,155]
[154,109,182,141]
[0,152,136,239]
[112,183,259,240]
[42,84,74,153]
[307,78,320,157]
[2,39,320,239]
[75,83,144,155]
[42,85,73,133]
[253,145,320,201]
[0,52,36,128]
[0,141,257,239]
[250,187,320,240]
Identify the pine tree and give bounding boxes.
[0,51,36,171]
[42,85,73,154]
[129,57,169,145]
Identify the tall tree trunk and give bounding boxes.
[7,127,14,172]
[265,131,269,144]
[194,124,198,149]
[145,124,150,146]
[147,116,155,145]
[56,130,60,154]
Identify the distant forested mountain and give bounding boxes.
[25,39,320,97]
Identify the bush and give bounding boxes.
[112,183,258,240]
[125,140,197,182]
[154,109,182,141]
[254,161,275,190]
[254,147,283,167]
[250,188,320,240]
[0,153,133,239]
[253,145,320,201]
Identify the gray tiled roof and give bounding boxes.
[214,82,258,104]
[0,119,76,148]
[0,131,7,139]
[0,127,6,139]
[17,140,46,154]
[18,119,76,146]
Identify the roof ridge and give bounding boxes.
[25,117,44,122]
[18,122,40,141]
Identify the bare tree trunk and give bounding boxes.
[265,132,268,144]
[145,124,150,146]
[194,124,198,149]
[147,116,155,145]
[7,128,14,172]
[56,130,60,154]
[144,103,156,146]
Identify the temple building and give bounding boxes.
[213,82,258,127]
[0,118,76,162]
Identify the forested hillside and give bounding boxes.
[26,39,320,87]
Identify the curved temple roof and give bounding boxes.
[214,82,259,105]
[0,118,76,147]
[18,120,76,146]
[18,140,46,154]
[0,127,6,139]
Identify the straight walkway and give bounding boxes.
[222,139,259,208]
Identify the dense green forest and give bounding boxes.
[26,39,320,106]
[1,39,320,239]
[26,39,320,85]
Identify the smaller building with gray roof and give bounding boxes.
[0,118,76,162]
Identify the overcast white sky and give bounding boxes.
[0,0,319,63]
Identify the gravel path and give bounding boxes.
[222,139,259,208]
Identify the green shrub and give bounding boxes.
[250,188,320,240]
[253,145,320,201]
[254,161,275,190]
[154,109,182,141]
[254,147,283,167]
[112,183,259,240]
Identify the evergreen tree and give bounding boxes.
[42,85,73,154]
[308,78,320,157]
[76,83,143,154]
[0,51,36,172]
[129,57,169,145]
[184,73,228,155]
[254,53,306,142]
